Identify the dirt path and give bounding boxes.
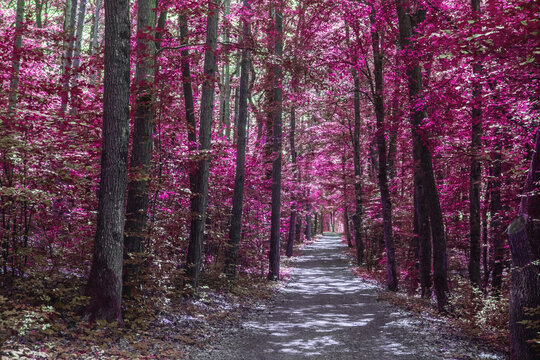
[192,234,505,359]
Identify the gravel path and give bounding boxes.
[192,234,506,360]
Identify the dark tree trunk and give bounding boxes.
[268,2,283,281]
[305,212,312,240]
[344,208,353,247]
[186,0,219,287]
[370,9,397,291]
[344,22,364,265]
[85,0,131,323]
[395,0,447,309]
[123,0,157,298]
[491,143,503,290]
[286,108,298,258]
[508,129,540,360]
[179,15,197,151]
[224,0,250,277]
[468,0,482,286]
[352,60,364,264]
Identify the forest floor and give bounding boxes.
[190,233,507,360]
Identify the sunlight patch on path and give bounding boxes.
[193,234,506,360]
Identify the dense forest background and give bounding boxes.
[0,0,538,358]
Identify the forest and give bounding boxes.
[0,0,539,358]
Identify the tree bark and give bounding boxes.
[186,0,219,287]
[508,129,540,360]
[370,9,397,291]
[345,23,364,266]
[224,0,250,277]
[491,143,503,290]
[123,0,157,298]
[85,0,131,323]
[60,0,78,116]
[69,0,87,115]
[7,0,25,119]
[219,0,232,140]
[395,0,447,309]
[286,108,298,258]
[268,1,283,281]
[468,0,482,286]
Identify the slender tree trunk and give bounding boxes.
[179,15,197,152]
[344,208,352,247]
[186,0,219,287]
[286,108,298,258]
[370,9,397,291]
[60,0,78,116]
[395,0,447,309]
[89,0,102,85]
[69,0,87,115]
[345,23,364,266]
[90,0,102,54]
[268,2,283,281]
[468,0,482,286]
[34,0,43,28]
[224,0,250,277]
[85,0,130,323]
[7,0,25,119]
[507,129,540,360]
[220,0,232,139]
[123,0,157,298]
[491,142,503,290]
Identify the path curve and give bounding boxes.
[192,234,504,360]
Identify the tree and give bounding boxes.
[346,22,364,266]
[7,0,25,118]
[395,0,448,310]
[224,0,251,277]
[286,108,297,257]
[186,0,219,287]
[370,5,397,291]
[123,0,157,297]
[507,129,540,360]
[468,0,482,286]
[85,0,131,323]
[60,0,78,116]
[268,0,284,281]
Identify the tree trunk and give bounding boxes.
[468,0,482,286]
[219,0,232,139]
[395,0,447,309]
[60,0,78,116]
[89,0,103,84]
[491,142,503,290]
[268,2,283,281]
[123,0,157,298]
[224,0,250,277]
[7,0,25,118]
[508,129,540,360]
[85,0,131,323]
[69,0,87,115]
[344,208,353,247]
[345,22,364,266]
[286,108,298,258]
[370,9,397,291]
[34,0,43,28]
[186,1,219,287]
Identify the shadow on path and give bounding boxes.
[192,234,505,360]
